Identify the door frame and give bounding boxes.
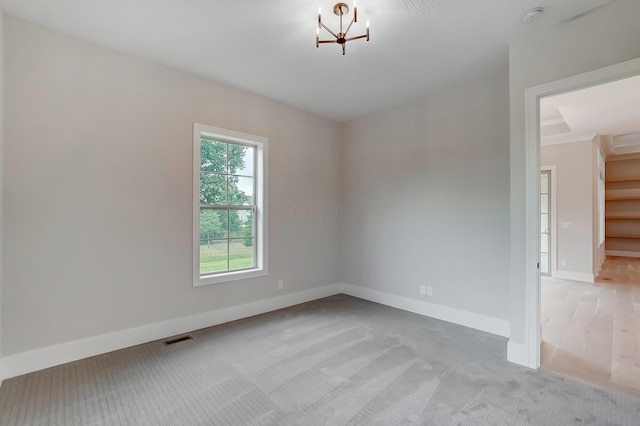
[523,57,640,369]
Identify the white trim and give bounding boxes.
[613,145,640,156]
[0,284,342,382]
[541,131,598,147]
[614,132,640,148]
[607,152,640,161]
[521,57,640,370]
[540,117,567,127]
[507,340,530,367]
[192,123,268,286]
[540,165,557,278]
[521,78,542,370]
[0,361,5,387]
[340,283,510,337]
[605,250,640,259]
[555,271,595,283]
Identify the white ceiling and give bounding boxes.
[0,0,617,122]
[540,74,640,154]
[541,74,640,136]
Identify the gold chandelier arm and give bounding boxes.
[317,39,338,44]
[320,22,339,39]
[345,33,368,42]
[344,17,355,36]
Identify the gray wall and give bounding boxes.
[541,141,594,277]
[341,71,510,321]
[2,16,342,356]
[0,8,4,363]
[509,0,640,345]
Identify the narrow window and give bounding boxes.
[193,124,267,286]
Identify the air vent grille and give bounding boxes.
[163,335,193,346]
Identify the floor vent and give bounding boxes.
[602,277,612,281]
[163,335,193,346]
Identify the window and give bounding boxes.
[193,123,267,286]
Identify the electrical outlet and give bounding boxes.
[419,285,426,295]
[278,280,284,290]
[560,260,567,268]
[426,286,433,296]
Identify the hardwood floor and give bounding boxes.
[541,256,640,399]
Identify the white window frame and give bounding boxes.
[193,123,268,286]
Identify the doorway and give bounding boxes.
[538,75,640,397]
[522,57,640,372]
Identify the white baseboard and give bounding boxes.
[606,250,640,259]
[507,340,533,368]
[0,360,5,387]
[1,283,516,384]
[0,284,342,383]
[555,270,594,283]
[339,283,510,338]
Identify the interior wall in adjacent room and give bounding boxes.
[541,140,595,279]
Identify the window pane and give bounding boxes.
[201,139,227,173]
[200,173,227,205]
[200,209,228,239]
[200,240,228,275]
[541,213,549,233]
[228,176,254,205]
[541,172,549,194]
[229,144,254,177]
[540,253,549,274]
[229,209,253,238]
[229,239,254,270]
[541,194,549,214]
[541,234,549,254]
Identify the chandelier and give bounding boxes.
[316,2,369,55]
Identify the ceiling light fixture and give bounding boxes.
[316,2,369,55]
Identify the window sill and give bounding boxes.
[194,267,268,287]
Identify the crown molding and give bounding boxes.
[541,131,597,146]
[540,117,567,127]
[614,132,640,147]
